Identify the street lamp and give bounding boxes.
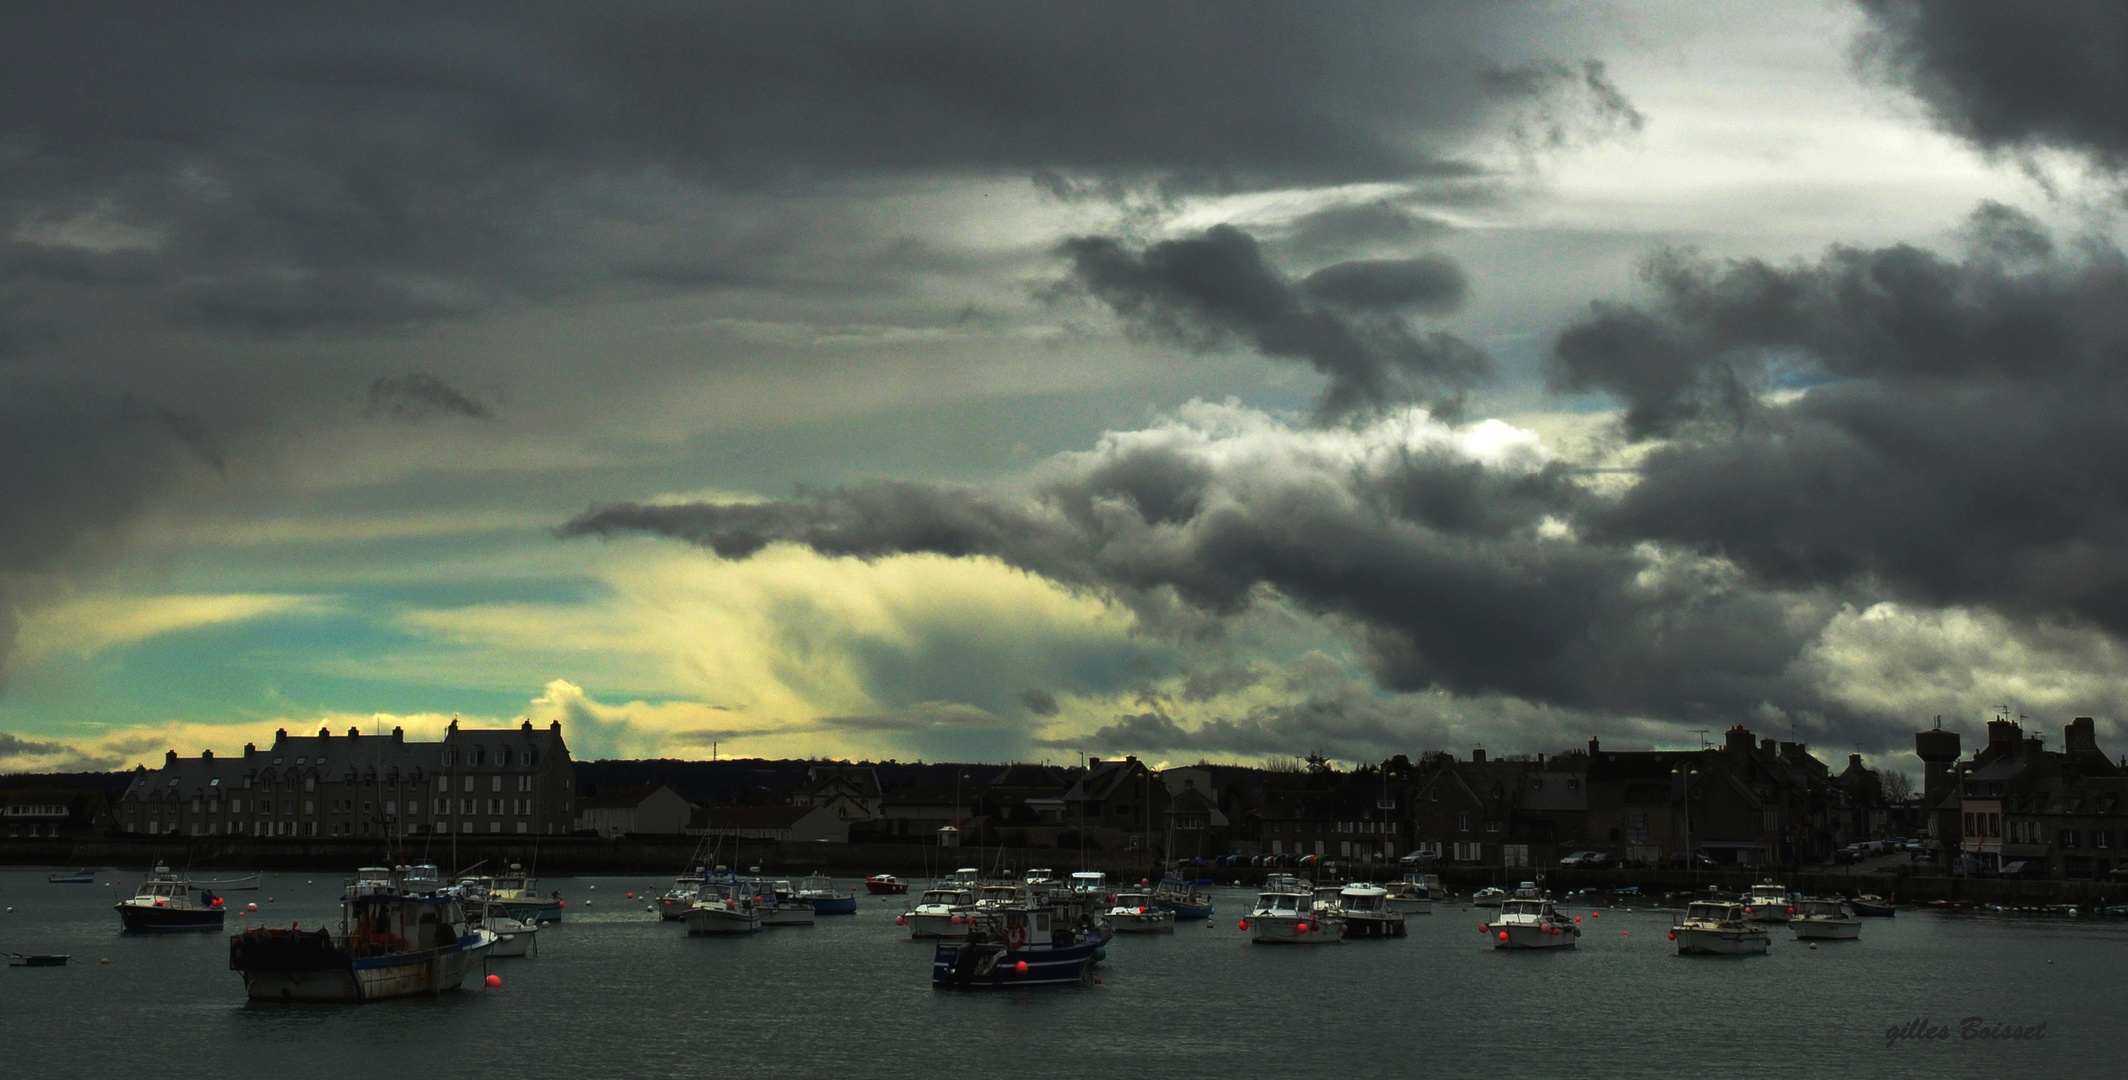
[1674,764,1697,886]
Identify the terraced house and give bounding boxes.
[118,719,576,838]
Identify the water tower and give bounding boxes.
[1915,719,1962,807]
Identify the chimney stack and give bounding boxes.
[319,727,329,738]
[1725,725,1754,755]
[2067,717,2098,755]
[165,749,177,766]
[244,742,256,758]
[1588,737,1600,755]
[202,749,214,762]
[392,726,403,743]
[1472,748,1487,763]
[347,726,359,738]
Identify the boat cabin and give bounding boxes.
[916,888,976,908]
[1746,883,1790,905]
[1254,892,1306,916]
[1684,902,1747,926]
[1498,898,1555,921]
[1340,885,1390,913]
[1795,899,1847,919]
[1069,871,1107,892]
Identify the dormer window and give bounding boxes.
[496,749,511,767]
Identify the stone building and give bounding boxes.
[117,719,576,838]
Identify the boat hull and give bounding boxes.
[238,939,494,1002]
[1790,918,1861,941]
[1674,927,1770,956]
[490,930,535,957]
[46,871,95,884]
[10,953,69,966]
[1249,914,1342,944]
[864,879,909,895]
[1850,901,1897,918]
[803,894,859,915]
[1343,914,1408,939]
[758,904,815,926]
[1494,923,1576,949]
[495,899,562,924]
[931,939,1097,988]
[684,905,761,935]
[1107,911,1175,934]
[907,912,972,939]
[1385,898,1432,915]
[117,904,225,934]
[1743,907,1791,923]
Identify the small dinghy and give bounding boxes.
[8,953,70,966]
[46,870,95,884]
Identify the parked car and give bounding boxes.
[1557,851,1603,868]
[2000,860,2046,879]
[1668,851,1719,870]
[1398,850,1441,867]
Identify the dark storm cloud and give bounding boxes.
[1857,0,2128,169]
[0,1,1630,681]
[1058,226,1491,418]
[1017,688,1061,717]
[0,390,221,679]
[365,372,493,421]
[564,407,1836,730]
[1555,203,2128,637]
[1273,200,1457,259]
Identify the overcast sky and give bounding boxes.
[6,0,2128,775]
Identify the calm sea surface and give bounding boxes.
[0,866,2112,1079]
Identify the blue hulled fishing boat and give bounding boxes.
[1153,876,1215,919]
[795,873,858,914]
[932,901,1103,988]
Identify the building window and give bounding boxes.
[497,749,511,767]
[2099,830,2113,849]
[464,776,475,792]
[491,775,503,793]
[489,821,501,833]
[518,775,531,792]
[1989,813,2001,837]
[1457,813,1471,832]
[470,749,485,767]
[516,821,529,834]
[2061,829,2081,849]
[1485,821,1501,833]
[462,821,473,833]
[1965,812,1976,836]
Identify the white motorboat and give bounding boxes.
[1243,885,1342,944]
[1790,898,1861,941]
[1672,901,1771,956]
[1383,873,1435,915]
[1472,886,1506,908]
[901,887,979,938]
[684,882,761,936]
[749,879,816,926]
[1338,884,1407,938]
[656,867,709,920]
[481,903,539,957]
[1105,891,1176,933]
[1487,896,1578,949]
[1742,882,1794,923]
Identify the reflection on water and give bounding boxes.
[0,869,2112,1079]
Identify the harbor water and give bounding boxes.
[1,868,2110,1078]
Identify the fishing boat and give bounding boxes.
[1383,872,1436,915]
[749,879,816,926]
[1105,891,1176,933]
[900,886,979,939]
[683,881,761,936]
[1486,896,1578,949]
[489,865,563,923]
[1850,895,1898,918]
[795,873,858,915]
[9,953,69,966]
[229,865,497,1001]
[864,874,909,895]
[1152,876,1215,919]
[1671,901,1771,956]
[1471,886,1506,907]
[656,867,712,920]
[1242,880,1342,944]
[1790,897,1862,941]
[45,869,95,884]
[1742,882,1794,923]
[115,867,226,933]
[932,900,1103,988]
[1337,884,1408,939]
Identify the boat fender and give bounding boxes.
[1478,924,1488,933]
[1497,930,1509,940]
[895,915,908,926]
[1015,961,1029,974]
[485,974,502,988]
[1092,946,1106,962]
[1667,931,1677,940]
[1237,919,1250,931]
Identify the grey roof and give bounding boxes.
[121,720,570,801]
